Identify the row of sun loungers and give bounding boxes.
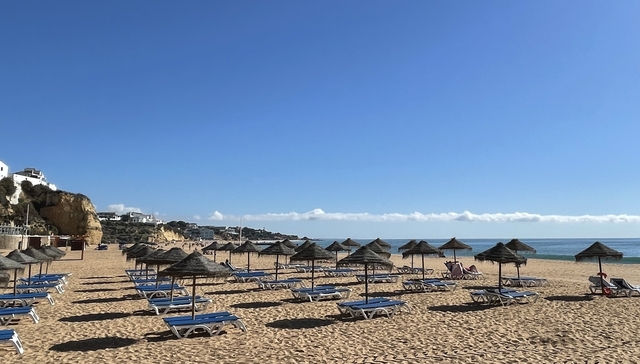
[397,266,435,275]
[337,298,411,320]
[148,296,213,315]
[0,292,55,307]
[402,278,457,292]
[323,268,357,277]
[470,288,540,306]
[501,276,549,287]
[588,276,640,297]
[256,278,305,290]
[355,274,400,283]
[290,286,352,302]
[232,271,273,283]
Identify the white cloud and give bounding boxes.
[207,211,224,221]
[193,215,201,221]
[106,204,142,213]
[207,209,640,224]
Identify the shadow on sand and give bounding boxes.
[50,337,138,352]
[428,303,496,313]
[59,312,131,322]
[266,318,336,330]
[545,295,594,302]
[231,301,283,309]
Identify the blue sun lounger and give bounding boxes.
[135,284,189,299]
[323,268,357,277]
[472,289,539,306]
[256,278,305,290]
[162,311,247,338]
[336,297,391,314]
[131,277,171,286]
[15,282,65,294]
[291,286,352,302]
[341,299,411,320]
[232,271,273,283]
[402,279,457,292]
[19,276,66,286]
[0,293,55,307]
[0,329,24,354]
[355,274,400,283]
[147,296,212,315]
[0,307,40,326]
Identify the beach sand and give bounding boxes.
[1,245,640,363]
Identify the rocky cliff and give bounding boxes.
[39,192,103,244]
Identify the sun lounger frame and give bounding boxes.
[0,329,24,354]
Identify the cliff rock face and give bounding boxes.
[156,226,185,242]
[39,192,103,244]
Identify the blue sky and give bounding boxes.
[2,1,640,239]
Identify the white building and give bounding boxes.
[0,161,58,204]
[97,212,122,221]
[125,212,163,225]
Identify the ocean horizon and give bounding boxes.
[288,237,640,263]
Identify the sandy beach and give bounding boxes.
[2,245,640,363]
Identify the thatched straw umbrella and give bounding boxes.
[46,245,66,256]
[398,240,418,268]
[365,241,391,276]
[6,250,39,285]
[337,246,393,304]
[259,242,296,280]
[201,241,223,261]
[341,238,361,254]
[289,243,334,290]
[280,239,297,250]
[325,241,349,269]
[121,242,144,255]
[438,237,472,263]
[38,246,64,274]
[22,247,53,276]
[159,251,230,319]
[233,241,261,272]
[505,239,537,280]
[145,247,189,289]
[218,243,238,263]
[0,255,26,296]
[295,240,313,252]
[575,241,623,295]
[401,241,442,280]
[369,238,391,250]
[126,246,156,270]
[474,243,526,292]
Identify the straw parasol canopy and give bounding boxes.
[6,250,39,285]
[290,243,335,290]
[233,241,261,272]
[259,242,296,280]
[398,240,418,252]
[47,245,66,256]
[40,246,65,260]
[341,238,361,252]
[438,237,472,262]
[365,242,391,259]
[159,251,231,319]
[22,246,53,276]
[145,247,188,265]
[402,241,442,280]
[325,241,349,269]
[505,239,537,279]
[201,241,223,261]
[369,238,391,250]
[0,255,26,296]
[295,240,313,252]
[575,241,623,295]
[126,246,156,262]
[475,242,526,291]
[218,242,238,263]
[280,239,297,249]
[337,246,394,304]
[121,242,144,255]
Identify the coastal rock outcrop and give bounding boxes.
[39,192,103,244]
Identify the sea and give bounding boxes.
[297,238,640,264]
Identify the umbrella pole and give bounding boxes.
[28,264,32,285]
[453,250,457,263]
[364,263,369,304]
[247,253,251,272]
[229,251,232,264]
[275,255,279,281]
[598,257,604,295]
[422,254,425,280]
[39,262,43,276]
[335,251,338,269]
[46,261,50,274]
[156,264,161,288]
[169,276,176,302]
[191,276,197,319]
[213,250,217,262]
[13,269,18,296]
[498,263,502,292]
[311,260,315,291]
[411,255,414,269]
[516,264,521,280]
